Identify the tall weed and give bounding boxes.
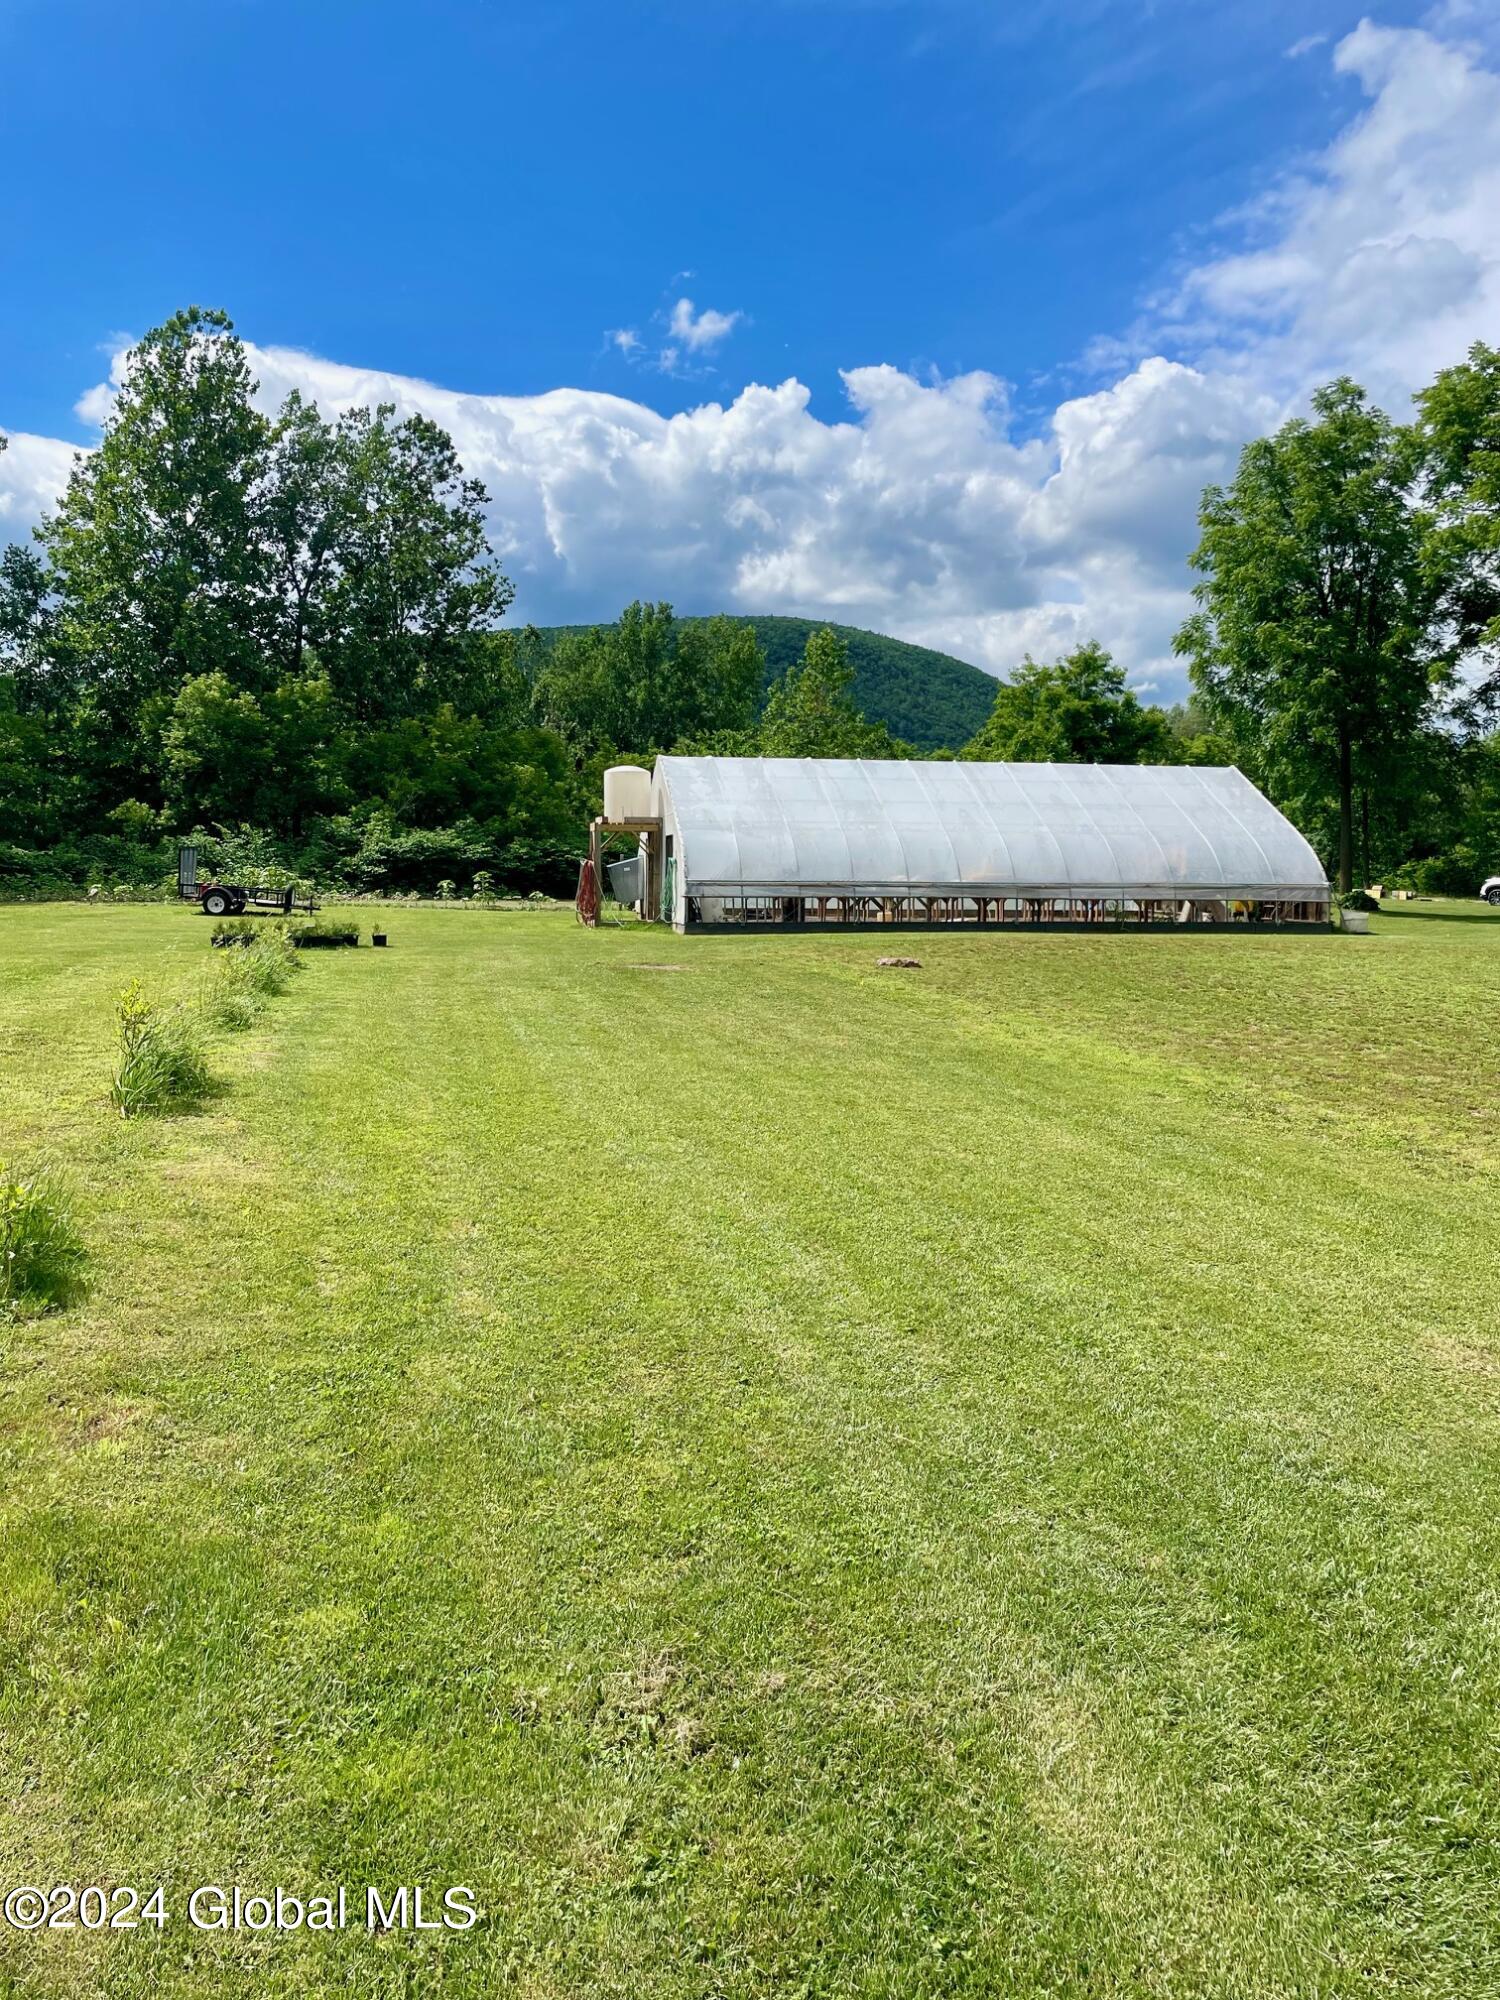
[111,981,214,1117]
[209,921,302,988]
[0,1162,86,1317]
[198,946,265,1031]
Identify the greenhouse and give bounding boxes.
[583,756,1331,933]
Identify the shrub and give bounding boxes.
[436,879,457,900]
[472,870,496,900]
[111,981,214,1117]
[0,1162,86,1318]
[1387,846,1483,897]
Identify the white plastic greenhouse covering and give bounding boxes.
[652,757,1328,900]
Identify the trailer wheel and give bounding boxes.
[201,889,233,917]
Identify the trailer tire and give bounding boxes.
[201,889,233,917]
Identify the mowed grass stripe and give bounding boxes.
[1,905,1498,1997]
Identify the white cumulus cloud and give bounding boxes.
[0,430,80,544]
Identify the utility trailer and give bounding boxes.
[177,845,319,918]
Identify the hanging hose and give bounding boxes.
[575,856,600,927]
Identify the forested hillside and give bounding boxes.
[743,618,995,749]
[534,616,996,751]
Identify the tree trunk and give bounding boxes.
[1337,728,1354,894]
[1360,785,1371,891]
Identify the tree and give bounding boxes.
[1413,341,1500,711]
[160,669,343,836]
[40,307,272,720]
[0,677,61,842]
[1174,378,1442,892]
[669,615,764,745]
[962,642,1174,764]
[1162,697,1235,767]
[0,542,62,712]
[263,396,511,722]
[757,626,902,758]
[530,602,763,752]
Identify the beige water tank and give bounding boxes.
[603,765,653,821]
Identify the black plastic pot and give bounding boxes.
[371,931,388,947]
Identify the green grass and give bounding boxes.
[1,899,1498,1997]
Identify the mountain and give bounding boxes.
[739,618,996,751]
[529,615,998,751]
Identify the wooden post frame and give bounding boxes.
[587,814,664,920]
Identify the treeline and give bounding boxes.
[2,307,1499,898]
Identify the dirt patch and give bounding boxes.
[1425,1335,1500,1380]
[64,1397,154,1449]
[587,1650,712,1757]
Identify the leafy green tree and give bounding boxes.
[1175,379,1442,891]
[0,542,63,713]
[40,307,272,720]
[669,615,765,746]
[35,311,511,745]
[1414,341,1500,711]
[1162,698,1235,767]
[962,642,1174,764]
[742,615,993,750]
[0,679,57,842]
[757,625,902,758]
[531,622,633,749]
[161,670,343,836]
[453,629,536,727]
[263,396,511,721]
[531,602,763,752]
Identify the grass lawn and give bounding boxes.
[2,899,1498,1997]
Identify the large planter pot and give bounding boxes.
[1341,909,1370,934]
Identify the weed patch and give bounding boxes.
[110,980,214,1117]
[0,1160,86,1316]
[198,947,266,1031]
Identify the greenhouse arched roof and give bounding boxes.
[652,757,1328,900]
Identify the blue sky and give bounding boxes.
[0,0,1409,432]
[4,1,1500,688]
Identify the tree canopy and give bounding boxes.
[962,642,1176,765]
[1414,341,1500,713]
[1174,379,1444,891]
[530,601,762,753]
